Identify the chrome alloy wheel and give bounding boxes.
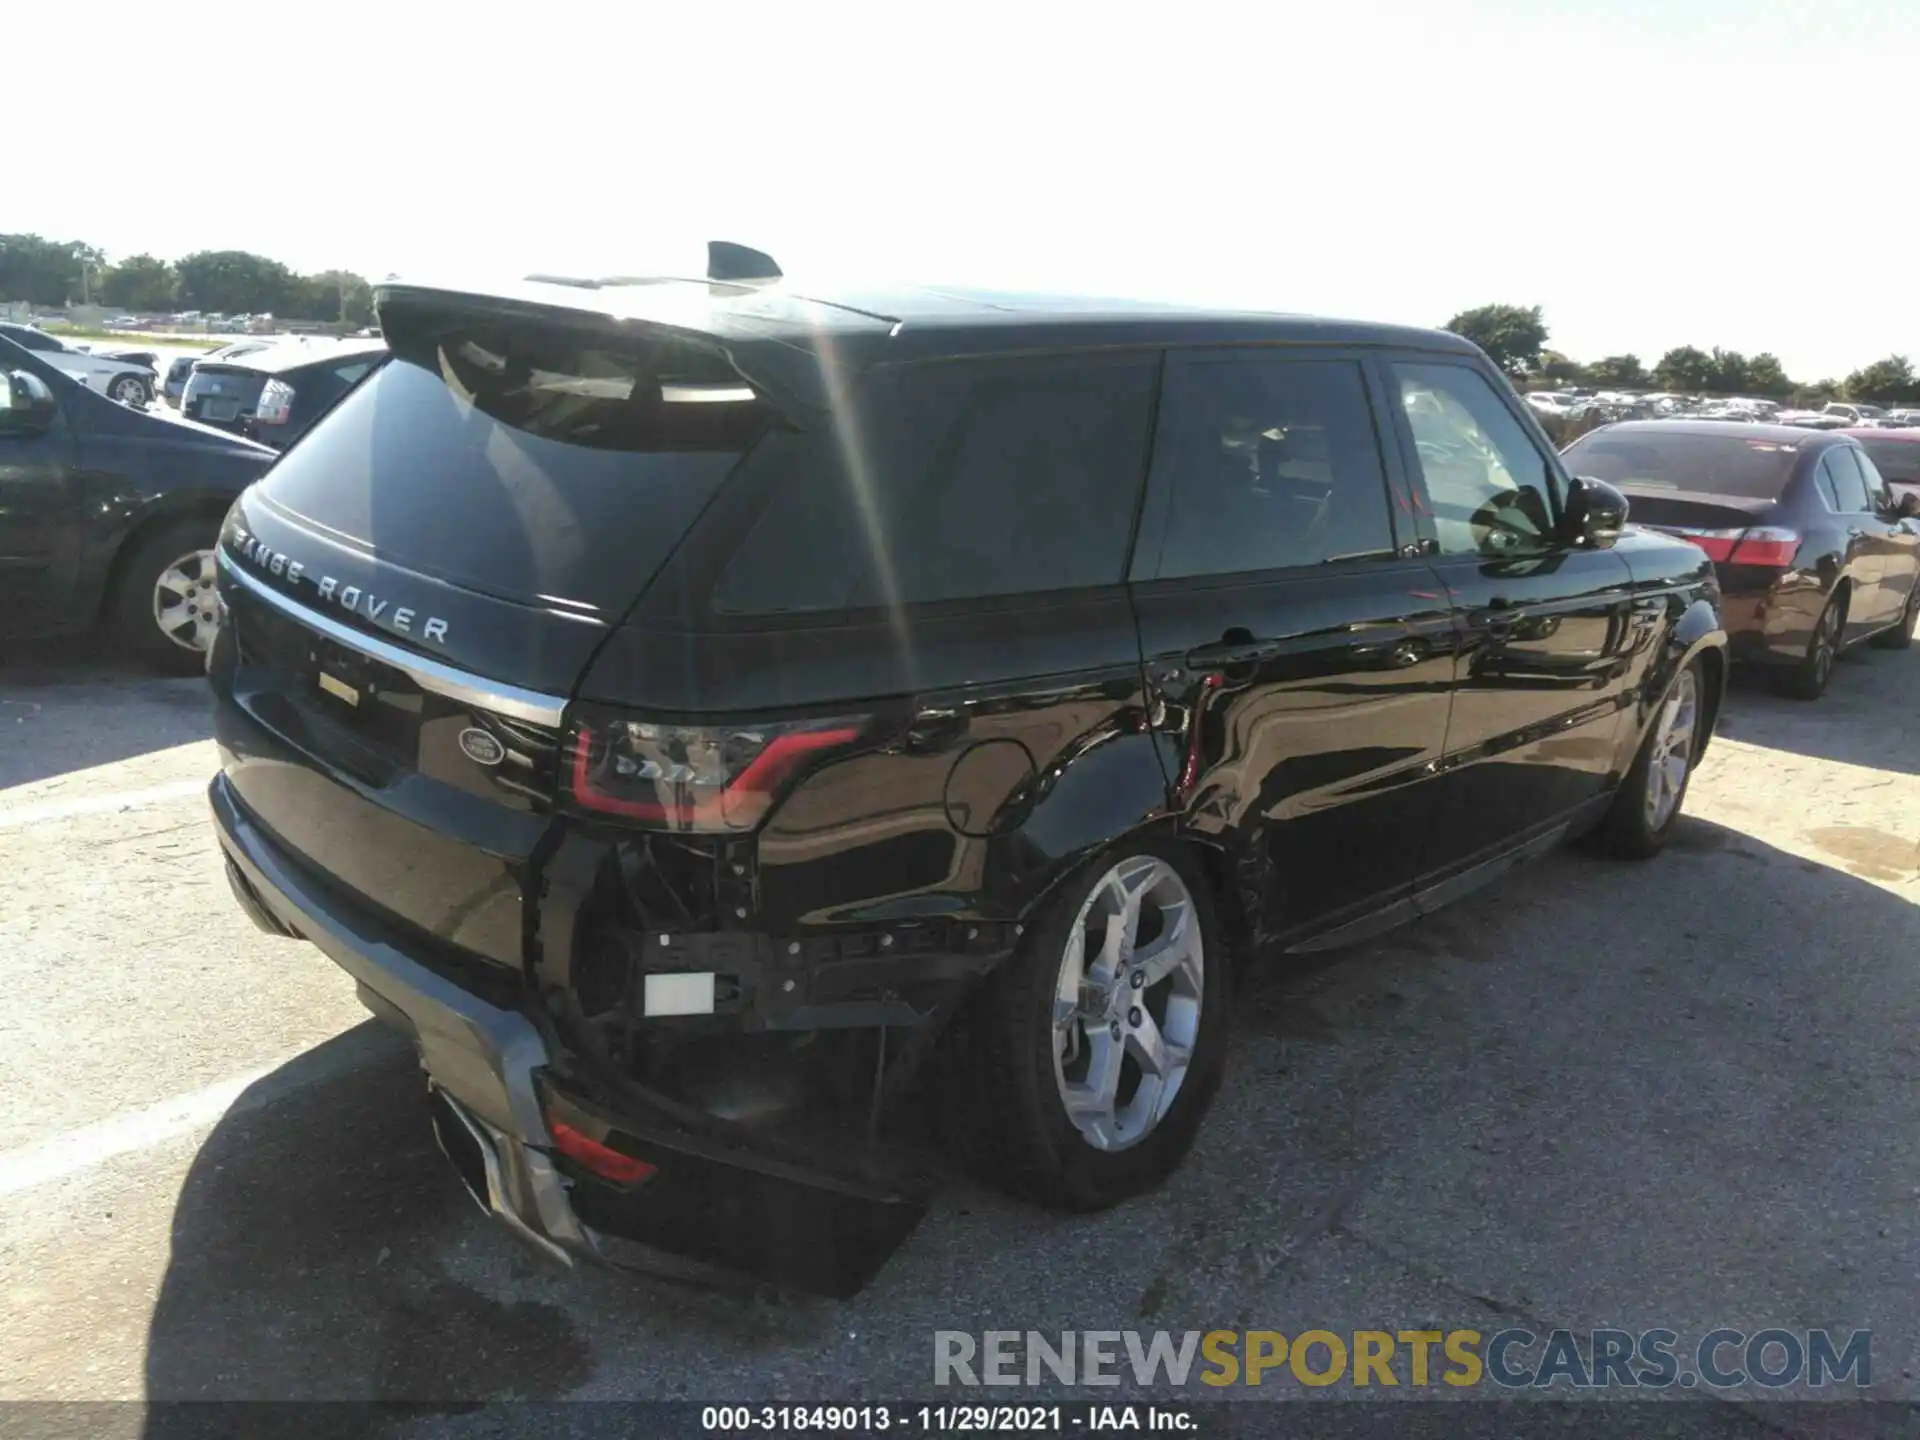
[109,374,148,405]
[152,549,221,653]
[1051,856,1204,1153]
[1810,601,1841,688]
[1643,667,1699,830]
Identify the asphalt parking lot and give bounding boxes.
[2,634,1919,1432]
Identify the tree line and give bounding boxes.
[0,234,374,327]
[1446,303,1919,408]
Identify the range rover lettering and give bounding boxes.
[207,245,1727,1296]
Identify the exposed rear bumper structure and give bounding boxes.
[210,774,924,1296]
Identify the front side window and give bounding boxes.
[1149,358,1396,579]
[711,353,1159,614]
[1393,362,1558,557]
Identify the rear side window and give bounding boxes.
[711,354,1158,614]
[1823,447,1872,512]
[1562,431,1803,501]
[1149,357,1396,578]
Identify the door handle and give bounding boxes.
[1185,637,1283,669]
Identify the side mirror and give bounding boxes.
[1899,491,1920,521]
[0,370,59,436]
[1559,474,1630,549]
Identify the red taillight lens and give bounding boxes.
[548,1118,657,1185]
[1664,525,1799,568]
[254,377,295,426]
[563,712,864,831]
[1726,527,1801,567]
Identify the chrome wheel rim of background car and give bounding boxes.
[1051,856,1203,1153]
[152,550,221,653]
[109,375,146,405]
[1644,669,1699,831]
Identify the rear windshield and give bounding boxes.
[1561,430,1803,500]
[254,317,768,613]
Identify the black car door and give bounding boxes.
[1826,444,1900,629]
[1131,349,1456,947]
[1377,356,1636,875]
[0,364,82,631]
[1853,446,1920,621]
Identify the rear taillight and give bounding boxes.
[563,711,864,831]
[1665,525,1800,568]
[254,377,295,425]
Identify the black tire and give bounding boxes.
[1588,657,1708,860]
[107,372,152,406]
[1775,590,1845,700]
[110,519,223,675]
[942,836,1231,1211]
[1870,581,1919,650]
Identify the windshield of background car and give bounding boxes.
[252,317,772,612]
[1561,431,1802,499]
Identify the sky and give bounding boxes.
[17,0,1920,379]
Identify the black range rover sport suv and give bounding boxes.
[208,246,1727,1296]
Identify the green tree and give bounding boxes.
[0,234,102,305]
[1537,350,1585,384]
[1443,303,1548,377]
[1789,379,1841,408]
[174,250,299,314]
[1586,354,1650,389]
[98,254,177,311]
[1653,345,1715,393]
[1705,348,1750,394]
[289,269,373,326]
[1744,353,1793,398]
[1843,355,1919,405]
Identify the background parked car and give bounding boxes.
[1563,421,1920,698]
[162,338,285,408]
[0,321,158,406]
[0,334,276,670]
[181,337,386,450]
[1845,427,1920,504]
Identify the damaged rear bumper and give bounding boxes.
[210,773,927,1297]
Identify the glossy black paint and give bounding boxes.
[1564,420,1920,668]
[208,276,1727,1291]
[0,336,275,638]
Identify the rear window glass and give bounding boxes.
[1561,431,1802,500]
[710,354,1158,614]
[1859,439,1920,486]
[255,319,768,612]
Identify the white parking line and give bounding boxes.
[0,778,209,831]
[0,1029,393,1197]
[0,1065,280,1197]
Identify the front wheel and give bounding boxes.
[944,840,1230,1211]
[112,521,223,674]
[108,372,152,406]
[1587,658,1706,860]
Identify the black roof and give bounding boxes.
[375,274,1480,364]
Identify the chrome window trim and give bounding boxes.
[218,553,569,728]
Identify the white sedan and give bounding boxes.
[0,321,157,405]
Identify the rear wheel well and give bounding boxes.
[97,505,231,621]
[1830,578,1852,622]
[1695,646,1726,746]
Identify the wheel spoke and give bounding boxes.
[1132,907,1198,990]
[1126,1009,1189,1080]
[1062,1032,1123,1129]
[155,601,196,634]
